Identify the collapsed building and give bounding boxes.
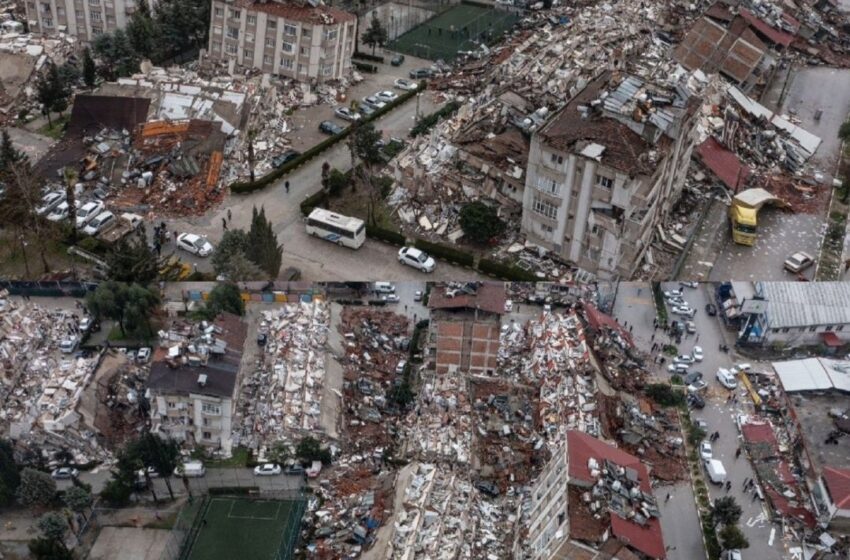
[149,312,248,455]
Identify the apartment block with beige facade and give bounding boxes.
[25,0,139,40]
[208,0,356,82]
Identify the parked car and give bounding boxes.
[257,333,268,346]
[705,303,717,316]
[475,480,500,498]
[720,551,742,560]
[334,106,361,122]
[700,441,713,461]
[374,282,395,294]
[51,467,79,480]
[730,363,752,376]
[395,360,407,375]
[174,461,205,478]
[318,120,345,135]
[75,200,105,228]
[675,354,695,365]
[59,337,78,354]
[82,210,116,236]
[784,251,814,273]
[284,463,305,476]
[390,53,405,66]
[687,393,705,409]
[306,460,323,478]
[383,294,400,303]
[136,347,152,363]
[177,233,214,257]
[504,299,513,313]
[413,290,423,302]
[672,305,696,318]
[47,201,75,222]
[409,68,431,79]
[680,281,699,289]
[358,104,376,117]
[692,346,704,362]
[668,363,689,374]
[716,368,738,389]
[663,289,683,299]
[36,191,65,216]
[683,371,703,385]
[685,320,697,334]
[687,380,708,393]
[136,467,159,481]
[79,316,97,333]
[361,96,387,110]
[272,149,301,168]
[375,90,399,102]
[394,78,418,91]
[398,246,436,273]
[254,463,282,476]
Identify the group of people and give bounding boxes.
[152,221,171,256]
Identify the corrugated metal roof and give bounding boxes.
[759,282,850,328]
[772,357,850,392]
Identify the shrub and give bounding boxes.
[366,225,406,246]
[209,486,258,495]
[414,238,474,267]
[459,201,506,244]
[671,374,683,385]
[353,61,377,73]
[478,258,539,281]
[352,51,384,63]
[300,191,325,217]
[645,383,685,407]
[411,101,461,138]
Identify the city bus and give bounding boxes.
[305,208,366,249]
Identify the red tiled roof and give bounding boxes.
[610,514,666,559]
[741,421,777,447]
[567,431,650,492]
[822,332,843,347]
[824,467,850,509]
[428,282,507,315]
[739,9,795,47]
[697,137,751,190]
[584,303,634,347]
[237,0,356,25]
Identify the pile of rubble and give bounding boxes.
[234,301,329,451]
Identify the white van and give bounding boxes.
[374,282,395,294]
[716,368,738,389]
[174,460,206,478]
[705,458,727,484]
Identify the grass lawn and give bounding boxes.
[0,230,92,279]
[329,183,395,230]
[106,323,156,344]
[37,114,70,140]
[389,3,518,61]
[204,446,252,468]
[185,497,304,560]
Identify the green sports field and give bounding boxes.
[183,497,304,560]
[388,3,519,61]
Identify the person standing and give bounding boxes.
[285,181,290,193]
[222,217,228,230]
[227,209,232,222]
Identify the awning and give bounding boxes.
[821,332,842,347]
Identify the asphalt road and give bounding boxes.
[614,282,792,560]
[164,94,485,282]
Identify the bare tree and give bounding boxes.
[0,165,58,274]
[63,167,78,244]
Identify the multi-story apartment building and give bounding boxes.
[521,71,700,280]
[25,0,138,40]
[208,0,356,82]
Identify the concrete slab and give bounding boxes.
[87,527,170,560]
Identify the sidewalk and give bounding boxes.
[677,198,727,281]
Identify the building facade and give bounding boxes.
[521,71,699,280]
[25,0,138,40]
[208,0,356,82]
[525,439,569,559]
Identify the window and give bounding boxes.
[43,17,53,26]
[591,225,599,235]
[300,46,307,55]
[532,196,558,220]
[321,64,332,76]
[281,41,293,53]
[298,63,304,73]
[302,28,311,37]
[324,28,337,41]
[229,8,239,18]
[91,25,102,34]
[838,326,845,332]
[244,49,253,60]
[541,224,553,233]
[75,9,83,17]
[89,8,100,20]
[550,152,563,165]
[284,23,296,35]
[809,326,817,332]
[225,43,237,55]
[214,7,222,16]
[226,26,239,39]
[281,58,293,69]
[781,328,790,333]
[202,403,221,415]
[263,54,272,64]
[203,431,212,440]
[267,20,276,28]
[167,401,176,409]
[265,37,274,47]
[595,174,613,188]
[56,7,64,15]
[826,325,835,332]
[245,32,253,43]
[536,175,560,195]
[202,418,209,426]
[106,14,114,23]
[247,14,255,24]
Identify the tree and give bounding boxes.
[350,122,384,226]
[100,477,132,507]
[57,62,80,90]
[0,165,56,274]
[459,201,506,244]
[86,282,160,338]
[63,486,93,523]
[211,229,264,280]
[246,128,257,183]
[268,441,291,466]
[718,524,750,550]
[0,439,20,507]
[92,29,139,79]
[205,283,245,317]
[296,436,331,465]
[644,383,684,407]
[36,63,63,126]
[840,121,850,143]
[0,129,28,183]
[140,434,180,501]
[362,14,388,55]
[388,376,414,409]
[127,0,158,59]
[247,206,282,279]
[63,167,78,244]
[153,0,210,59]
[37,512,68,542]
[107,227,167,283]
[712,496,743,527]
[83,48,96,88]
[17,468,57,507]
[28,537,73,560]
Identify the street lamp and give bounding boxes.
[415,92,422,122]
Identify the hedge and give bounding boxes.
[353,51,384,63]
[478,258,539,281]
[230,85,422,194]
[366,225,406,246]
[414,238,474,268]
[209,486,258,495]
[300,190,325,217]
[353,61,377,74]
[410,101,461,137]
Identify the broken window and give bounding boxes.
[244,49,253,60]
[324,28,337,41]
[549,152,563,165]
[595,174,613,189]
[321,64,332,76]
[226,26,238,39]
[203,431,212,440]
[532,196,558,220]
[265,36,274,47]
[43,16,53,26]
[91,25,101,34]
[825,325,835,332]
[202,403,221,415]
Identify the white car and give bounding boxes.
[51,467,79,480]
[505,299,513,313]
[394,78,418,91]
[177,233,214,257]
[375,90,398,102]
[663,289,683,299]
[334,107,361,122]
[716,368,738,389]
[36,191,65,216]
[730,363,752,376]
[398,247,436,273]
[136,466,159,480]
[673,305,696,318]
[396,360,407,374]
[720,551,742,560]
[784,251,814,274]
[59,337,78,354]
[82,210,115,236]
[687,380,708,393]
[692,346,704,362]
[254,463,282,476]
[76,201,105,228]
[675,354,695,365]
[685,320,697,334]
[137,347,151,363]
[668,363,689,374]
[47,201,74,222]
[79,316,94,333]
[362,96,387,110]
[383,294,400,303]
[700,441,713,461]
